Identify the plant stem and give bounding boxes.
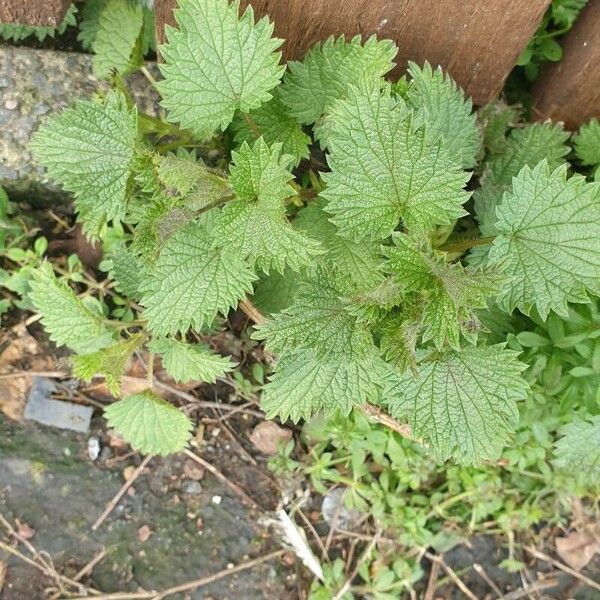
[242,112,262,139]
[438,235,496,253]
[147,352,154,388]
[140,65,159,90]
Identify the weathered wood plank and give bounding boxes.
[154,0,550,105]
[0,0,71,27]
[532,0,600,129]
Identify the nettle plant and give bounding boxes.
[29,0,600,467]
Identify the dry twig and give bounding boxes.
[73,548,107,582]
[424,560,441,600]
[69,549,285,600]
[91,455,152,530]
[183,449,259,510]
[424,551,478,600]
[332,532,380,600]
[523,545,600,592]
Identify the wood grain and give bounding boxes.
[0,0,71,27]
[532,0,600,129]
[154,0,550,105]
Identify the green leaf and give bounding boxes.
[261,350,382,422]
[280,35,397,125]
[321,83,470,241]
[294,199,384,290]
[109,243,150,300]
[158,0,284,138]
[150,337,234,383]
[555,416,600,481]
[378,312,421,373]
[0,4,77,42]
[92,0,144,78]
[486,162,600,318]
[474,122,570,234]
[406,62,481,168]
[252,269,301,315]
[384,234,501,349]
[551,0,587,28]
[72,334,144,396]
[154,152,232,208]
[479,102,520,155]
[141,220,257,336]
[212,138,322,273]
[29,264,115,354]
[574,118,600,167]
[105,390,193,455]
[30,91,137,236]
[78,0,105,50]
[386,346,528,464]
[231,90,310,166]
[253,276,374,360]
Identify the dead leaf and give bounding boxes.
[183,460,205,481]
[0,374,30,420]
[556,527,600,571]
[0,329,39,364]
[137,525,152,542]
[15,519,35,541]
[249,421,292,455]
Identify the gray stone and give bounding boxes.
[0,45,161,204]
[24,377,93,433]
[183,480,203,495]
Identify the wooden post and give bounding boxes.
[155,0,550,105]
[532,0,600,129]
[0,0,71,27]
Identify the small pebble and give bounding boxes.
[183,481,203,495]
[4,99,17,110]
[87,436,101,461]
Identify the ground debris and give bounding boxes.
[556,525,600,571]
[23,377,93,433]
[249,421,292,455]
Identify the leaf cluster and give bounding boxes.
[26,0,600,472]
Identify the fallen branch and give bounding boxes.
[502,574,560,600]
[69,550,285,600]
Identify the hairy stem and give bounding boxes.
[147,352,154,388]
[242,112,262,139]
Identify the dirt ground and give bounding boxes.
[0,404,297,599]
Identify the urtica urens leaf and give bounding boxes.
[158,0,284,138]
[29,264,115,354]
[150,337,234,384]
[385,345,528,464]
[105,390,193,455]
[407,61,481,168]
[321,83,470,241]
[141,220,257,336]
[30,91,138,236]
[486,162,600,318]
[212,138,322,273]
[280,35,397,125]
